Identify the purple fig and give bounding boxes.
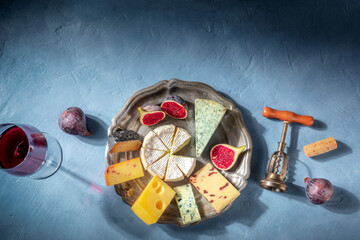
[58,107,90,136]
[304,177,334,205]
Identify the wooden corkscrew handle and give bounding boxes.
[262,107,314,126]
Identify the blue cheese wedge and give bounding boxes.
[195,99,227,157]
[147,153,169,179]
[170,155,196,177]
[153,124,176,150]
[140,148,167,169]
[170,127,191,154]
[174,184,201,224]
[143,131,168,151]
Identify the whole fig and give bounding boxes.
[58,107,90,136]
[304,177,333,205]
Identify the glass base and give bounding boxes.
[29,132,62,179]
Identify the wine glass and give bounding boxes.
[0,123,62,179]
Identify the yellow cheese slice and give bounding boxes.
[170,127,191,154]
[153,124,176,150]
[170,155,196,177]
[131,175,175,225]
[104,158,144,186]
[190,163,240,213]
[147,153,169,179]
[140,148,167,170]
[164,155,184,182]
[143,131,168,151]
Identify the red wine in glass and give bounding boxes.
[0,124,62,178]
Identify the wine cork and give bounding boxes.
[303,137,337,157]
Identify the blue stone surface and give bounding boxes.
[1,0,359,239]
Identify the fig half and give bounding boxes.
[138,107,166,126]
[160,95,187,119]
[210,144,246,170]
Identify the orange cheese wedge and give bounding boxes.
[105,158,144,186]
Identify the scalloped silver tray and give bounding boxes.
[105,79,252,226]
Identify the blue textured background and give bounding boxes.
[1,0,359,239]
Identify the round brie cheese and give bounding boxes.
[141,124,196,182]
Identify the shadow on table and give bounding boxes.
[59,166,152,238]
[76,115,108,146]
[101,189,154,239]
[310,119,327,131]
[323,186,360,214]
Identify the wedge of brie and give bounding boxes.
[170,155,196,177]
[153,124,176,150]
[165,155,184,182]
[140,148,167,169]
[147,153,169,179]
[170,127,191,154]
[142,131,168,151]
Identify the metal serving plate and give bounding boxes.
[105,79,252,226]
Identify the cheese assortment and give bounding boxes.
[174,184,201,225]
[141,125,196,182]
[190,163,240,213]
[105,94,248,226]
[131,175,175,225]
[105,158,144,186]
[195,99,227,157]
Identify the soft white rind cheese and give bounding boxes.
[147,154,169,179]
[195,99,227,157]
[171,155,196,177]
[143,131,168,151]
[174,184,201,224]
[165,156,184,182]
[153,125,176,150]
[140,148,167,169]
[171,127,191,154]
[141,125,196,182]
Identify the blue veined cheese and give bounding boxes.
[174,184,201,224]
[195,99,227,157]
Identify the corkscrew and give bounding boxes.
[259,107,314,192]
